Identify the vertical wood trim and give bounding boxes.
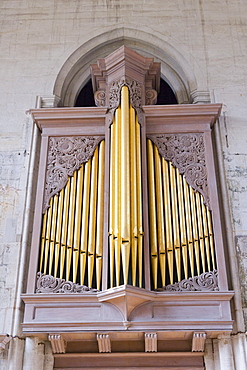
[204,130,228,290]
[27,134,49,293]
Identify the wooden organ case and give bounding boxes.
[22,47,233,369]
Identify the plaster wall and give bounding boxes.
[0,0,247,368]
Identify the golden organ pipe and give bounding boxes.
[200,194,211,271]
[130,106,138,286]
[136,114,143,287]
[195,191,206,272]
[114,108,121,287]
[60,178,70,278]
[154,145,166,287]
[147,139,158,289]
[40,211,47,272]
[109,116,116,287]
[169,162,181,282]
[176,168,188,279]
[66,173,77,281]
[190,187,200,275]
[96,141,105,290]
[120,86,131,285]
[73,165,84,282]
[80,159,91,285]
[54,188,64,278]
[162,158,174,285]
[49,194,58,275]
[88,146,99,287]
[44,197,53,275]
[183,178,194,277]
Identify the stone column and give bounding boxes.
[232,333,247,370]
[22,337,45,370]
[204,339,215,370]
[218,334,235,370]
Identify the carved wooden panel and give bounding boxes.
[36,273,98,293]
[43,136,103,212]
[107,77,143,124]
[147,133,210,207]
[159,270,219,292]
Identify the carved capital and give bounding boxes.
[97,334,111,353]
[36,273,98,293]
[107,77,143,125]
[148,133,210,207]
[192,332,206,352]
[43,136,103,212]
[159,270,219,292]
[48,334,66,354]
[145,333,157,352]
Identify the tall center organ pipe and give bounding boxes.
[109,86,143,287]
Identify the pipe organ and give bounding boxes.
[38,84,217,291]
[23,47,233,358]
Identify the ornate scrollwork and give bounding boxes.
[147,133,210,207]
[43,136,103,212]
[158,270,219,292]
[107,77,143,125]
[145,89,158,105]
[36,272,98,293]
[94,90,106,107]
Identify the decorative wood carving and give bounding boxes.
[36,273,98,293]
[145,89,158,105]
[94,90,106,107]
[107,77,143,125]
[159,270,219,292]
[192,332,207,352]
[48,334,66,354]
[43,136,103,212]
[145,333,157,352]
[97,334,111,353]
[147,133,210,207]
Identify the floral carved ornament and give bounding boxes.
[43,136,103,213]
[147,133,210,208]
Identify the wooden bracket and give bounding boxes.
[145,333,157,352]
[97,334,111,353]
[48,334,66,354]
[192,332,206,352]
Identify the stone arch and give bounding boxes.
[53,27,208,107]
